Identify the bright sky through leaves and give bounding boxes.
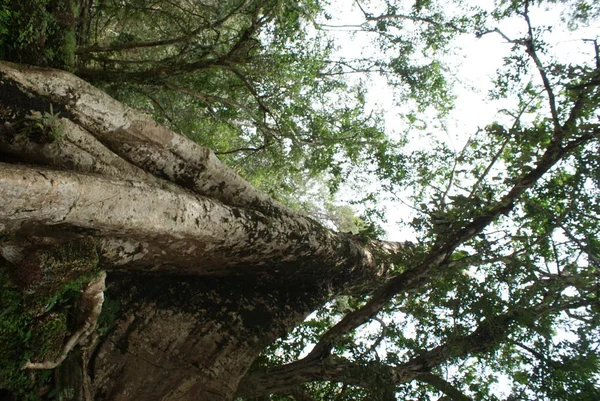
[321,0,599,242]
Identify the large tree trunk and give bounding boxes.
[0,61,405,400]
[89,273,324,401]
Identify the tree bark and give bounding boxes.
[88,273,326,401]
[0,61,409,400]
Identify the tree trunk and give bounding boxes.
[89,273,325,401]
[0,61,407,400]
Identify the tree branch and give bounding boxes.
[162,82,259,117]
[0,61,281,214]
[302,130,580,361]
[354,0,466,33]
[479,5,561,132]
[238,286,592,399]
[520,0,561,132]
[417,373,473,401]
[77,0,250,54]
[237,310,517,398]
[468,94,539,199]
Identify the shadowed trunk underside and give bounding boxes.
[90,274,322,401]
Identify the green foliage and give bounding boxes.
[0,0,10,58]
[0,270,33,394]
[0,0,78,69]
[75,0,434,203]
[0,268,61,399]
[243,0,600,398]
[30,104,64,143]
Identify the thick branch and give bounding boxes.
[302,119,591,360]
[238,288,588,399]
[417,373,473,401]
[0,161,414,287]
[0,117,160,185]
[0,61,280,215]
[237,311,516,398]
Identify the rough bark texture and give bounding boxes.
[89,274,326,401]
[0,61,408,400]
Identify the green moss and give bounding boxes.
[60,30,76,68]
[0,270,32,393]
[29,313,68,362]
[0,269,58,397]
[0,237,101,397]
[14,237,100,315]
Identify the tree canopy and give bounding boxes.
[1,0,599,400]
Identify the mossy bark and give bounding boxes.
[0,236,100,398]
[55,352,85,401]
